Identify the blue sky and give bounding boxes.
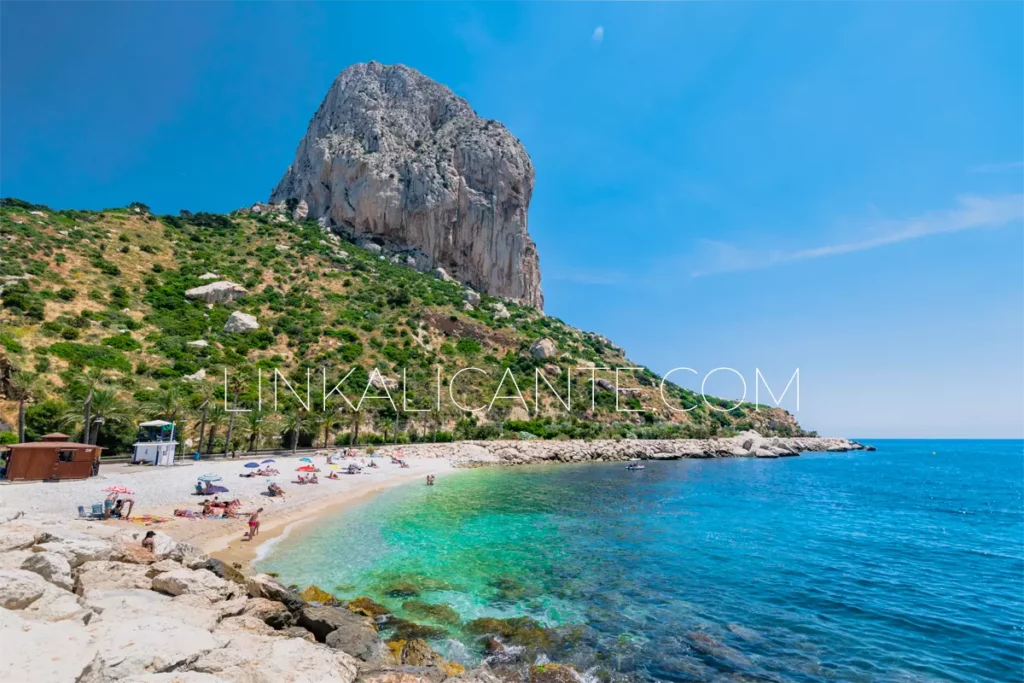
[2,2,1022,438]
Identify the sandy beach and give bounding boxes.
[0,451,453,569]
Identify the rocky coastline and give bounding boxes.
[0,503,527,683]
[369,431,873,467]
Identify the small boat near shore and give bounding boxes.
[626,462,646,471]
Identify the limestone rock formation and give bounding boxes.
[185,281,248,304]
[224,311,259,333]
[530,338,557,359]
[271,62,543,309]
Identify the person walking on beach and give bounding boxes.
[247,507,263,539]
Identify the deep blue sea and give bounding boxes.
[259,440,1024,683]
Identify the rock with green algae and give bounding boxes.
[439,661,466,676]
[384,581,421,597]
[398,638,440,666]
[386,616,449,641]
[489,575,540,603]
[465,616,553,649]
[402,600,462,626]
[300,584,339,605]
[529,664,580,683]
[380,575,455,597]
[349,596,392,618]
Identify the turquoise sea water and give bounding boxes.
[258,441,1024,683]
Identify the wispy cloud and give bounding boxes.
[690,193,1024,277]
[968,161,1024,174]
[592,26,604,45]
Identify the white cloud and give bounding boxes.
[689,193,1024,277]
[968,161,1024,174]
[592,26,604,45]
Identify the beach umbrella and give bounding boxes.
[103,485,134,495]
[261,459,276,464]
[328,464,342,470]
[244,462,260,468]
[299,457,313,463]
[197,473,222,482]
[297,465,316,472]
[205,485,229,494]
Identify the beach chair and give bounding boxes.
[78,505,88,518]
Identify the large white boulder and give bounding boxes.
[83,589,221,631]
[75,560,152,595]
[189,632,359,683]
[492,302,511,320]
[0,529,37,553]
[0,568,49,608]
[21,550,73,591]
[84,615,225,681]
[0,608,98,682]
[224,311,259,333]
[530,338,557,359]
[151,568,236,603]
[24,583,92,624]
[185,281,248,304]
[36,535,115,568]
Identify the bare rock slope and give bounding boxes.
[271,62,543,309]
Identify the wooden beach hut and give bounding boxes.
[1,433,103,481]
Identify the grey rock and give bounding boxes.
[529,338,557,359]
[184,281,248,304]
[224,310,259,333]
[271,62,543,309]
[21,550,73,591]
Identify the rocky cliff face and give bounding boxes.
[271,62,544,309]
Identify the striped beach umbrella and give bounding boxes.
[197,473,222,482]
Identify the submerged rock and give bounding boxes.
[348,596,391,618]
[464,617,552,649]
[401,600,461,626]
[386,616,449,641]
[529,664,580,683]
[301,584,339,605]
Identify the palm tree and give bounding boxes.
[377,414,395,444]
[240,410,272,454]
[204,405,227,455]
[7,370,44,443]
[281,411,311,453]
[348,410,366,446]
[142,386,186,423]
[60,389,131,445]
[324,415,342,448]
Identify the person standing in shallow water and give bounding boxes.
[247,508,263,539]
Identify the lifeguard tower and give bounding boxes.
[131,420,178,466]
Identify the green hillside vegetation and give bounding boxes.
[0,198,808,455]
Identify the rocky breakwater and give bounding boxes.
[0,503,504,683]
[270,62,544,309]
[371,431,874,467]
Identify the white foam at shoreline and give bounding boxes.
[252,517,304,564]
